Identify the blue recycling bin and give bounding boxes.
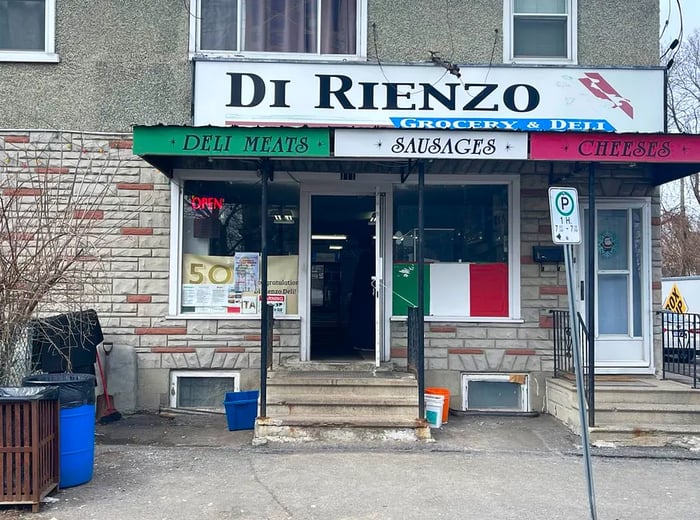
[223,391,258,431]
[23,373,96,488]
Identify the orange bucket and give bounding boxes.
[425,387,450,423]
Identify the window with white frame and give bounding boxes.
[392,182,516,319]
[169,370,240,410]
[504,0,576,63]
[462,374,529,412]
[0,0,58,62]
[179,179,300,316]
[194,0,362,57]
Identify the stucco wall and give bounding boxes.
[0,1,192,132]
[368,0,659,66]
[0,1,660,132]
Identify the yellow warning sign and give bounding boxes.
[663,283,688,313]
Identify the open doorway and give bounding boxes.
[310,195,376,361]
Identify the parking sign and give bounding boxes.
[548,187,581,244]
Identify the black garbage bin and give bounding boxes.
[22,373,96,488]
[28,309,103,376]
[0,386,60,511]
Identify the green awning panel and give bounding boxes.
[133,126,331,157]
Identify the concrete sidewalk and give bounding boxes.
[92,411,700,458]
[1,412,699,520]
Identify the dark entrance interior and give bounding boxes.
[310,195,376,360]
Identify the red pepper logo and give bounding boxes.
[579,72,634,119]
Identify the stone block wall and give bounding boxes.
[0,131,299,411]
[2,132,661,412]
[391,163,661,413]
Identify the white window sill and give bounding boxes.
[0,51,60,63]
[505,57,577,66]
[390,316,524,324]
[190,52,366,63]
[166,314,301,321]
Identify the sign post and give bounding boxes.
[548,187,597,520]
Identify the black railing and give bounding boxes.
[552,310,590,377]
[406,306,426,419]
[407,306,420,375]
[259,303,275,417]
[657,310,699,389]
[551,309,593,421]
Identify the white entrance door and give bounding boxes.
[578,200,652,371]
[299,187,390,364]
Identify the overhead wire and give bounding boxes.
[659,0,672,41]
[661,0,683,67]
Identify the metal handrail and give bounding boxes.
[551,309,593,412]
[407,306,420,375]
[657,310,699,389]
[259,303,275,417]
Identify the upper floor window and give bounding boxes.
[504,0,576,64]
[0,0,58,62]
[194,0,363,58]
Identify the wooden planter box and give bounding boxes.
[1,388,60,512]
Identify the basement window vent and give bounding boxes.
[169,370,240,410]
[461,374,529,412]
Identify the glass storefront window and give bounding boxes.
[180,179,299,315]
[392,184,510,318]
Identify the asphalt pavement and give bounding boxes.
[1,412,700,520]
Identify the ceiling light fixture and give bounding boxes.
[312,234,348,240]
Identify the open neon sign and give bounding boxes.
[190,196,224,210]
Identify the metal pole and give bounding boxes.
[260,160,270,417]
[587,163,596,427]
[566,244,597,520]
[417,161,425,419]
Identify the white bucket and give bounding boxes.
[424,394,444,428]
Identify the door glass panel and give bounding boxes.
[597,209,628,270]
[598,274,628,334]
[632,208,643,336]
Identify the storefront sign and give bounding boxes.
[133,126,330,157]
[191,196,224,210]
[530,133,700,162]
[334,130,527,159]
[194,61,664,133]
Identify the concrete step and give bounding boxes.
[589,424,700,447]
[267,397,419,419]
[267,384,418,400]
[547,377,700,406]
[254,416,432,444]
[594,403,700,426]
[264,368,420,429]
[258,415,425,428]
[267,370,417,387]
[546,377,700,432]
[592,387,700,406]
[278,360,397,372]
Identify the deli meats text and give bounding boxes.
[391,137,497,155]
[227,73,540,112]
